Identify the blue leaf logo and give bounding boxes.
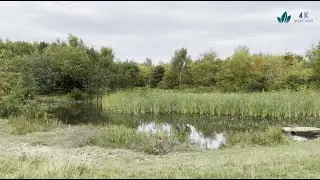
[277,17,282,23]
[277,11,291,23]
[281,12,287,22]
[286,15,291,23]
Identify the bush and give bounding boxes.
[0,84,36,118]
[0,100,21,118]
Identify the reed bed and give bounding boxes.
[102,89,320,118]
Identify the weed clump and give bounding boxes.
[84,125,186,155]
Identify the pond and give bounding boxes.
[49,102,320,149]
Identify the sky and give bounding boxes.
[1,1,320,64]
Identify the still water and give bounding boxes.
[49,102,320,149]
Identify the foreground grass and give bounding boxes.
[1,118,318,178]
[1,140,320,178]
[103,88,320,118]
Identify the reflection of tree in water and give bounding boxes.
[50,102,113,125]
[136,121,227,150]
[174,124,191,133]
[172,124,192,142]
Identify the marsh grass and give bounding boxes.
[103,88,320,118]
[76,125,286,155]
[84,125,187,155]
[8,115,61,135]
[227,126,288,147]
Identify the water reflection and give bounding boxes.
[49,102,108,125]
[137,122,172,136]
[48,102,320,145]
[137,122,227,150]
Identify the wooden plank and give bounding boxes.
[282,127,320,139]
[282,127,293,132]
[282,127,320,132]
[291,127,319,131]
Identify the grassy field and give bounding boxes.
[1,117,320,178]
[103,88,320,118]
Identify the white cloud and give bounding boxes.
[0,1,319,63]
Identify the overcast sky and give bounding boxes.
[1,1,320,63]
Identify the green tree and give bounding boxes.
[200,48,217,61]
[138,65,153,87]
[284,58,313,91]
[190,50,221,87]
[110,61,141,89]
[150,65,165,88]
[86,46,114,98]
[307,42,320,87]
[67,33,85,48]
[143,57,153,67]
[216,46,254,92]
[163,48,192,88]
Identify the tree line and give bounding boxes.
[1,34,320,99]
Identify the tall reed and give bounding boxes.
[102,88,320,118]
